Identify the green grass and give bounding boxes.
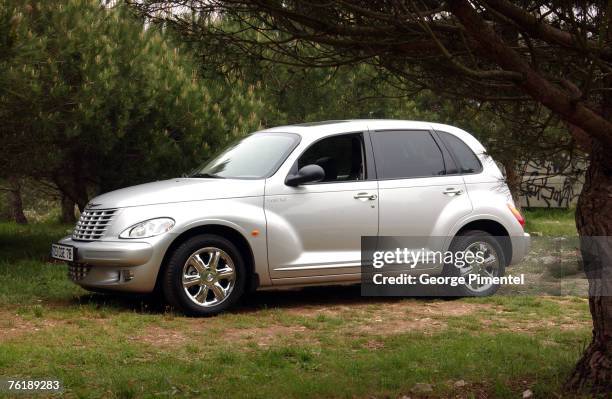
[0,215,594,398]
[0,222,80,305]
[523,208,577,236]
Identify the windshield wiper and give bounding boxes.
[191,172,225,179]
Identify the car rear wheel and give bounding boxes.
[443,230,506,297]
[162,234,246,316]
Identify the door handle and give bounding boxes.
[443,187,464,196]
[354,192,377,201]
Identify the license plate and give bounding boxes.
[51,244,75,262]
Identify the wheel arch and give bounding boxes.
[155,224,258,293]
[455,219,512,265]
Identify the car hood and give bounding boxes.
[88,178,265,208]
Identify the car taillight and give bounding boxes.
[507,204,525,227]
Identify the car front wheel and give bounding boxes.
[162,234,246,316]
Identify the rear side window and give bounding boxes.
[371,130,445,179]
[437,131,482,174]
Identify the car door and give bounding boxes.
[265,132,378,280]
[371,129,473,271]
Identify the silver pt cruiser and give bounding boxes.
[51,120,530,315]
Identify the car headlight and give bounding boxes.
[119,218,175,239]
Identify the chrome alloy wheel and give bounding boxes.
[182,247,236,307]
[456,241,500,293]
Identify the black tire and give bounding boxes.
[162,234,246,316]
[443,230,506,297]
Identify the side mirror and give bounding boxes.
[285,164,325,186]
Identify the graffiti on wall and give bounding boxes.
[519,159,585,208]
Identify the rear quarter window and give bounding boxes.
[437,131,482,174]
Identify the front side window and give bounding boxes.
[297,133,365,182]
[193,132,299,179]
[372,130,445,179]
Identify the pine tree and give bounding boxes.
[0,0,264,209]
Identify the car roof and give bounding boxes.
[261,119,422,134]
[260,119,463,135]
[257,119,486,154]
[257,119,483,151]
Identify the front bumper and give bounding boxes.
[57,235,171,293]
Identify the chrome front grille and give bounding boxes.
[72,208,117,241]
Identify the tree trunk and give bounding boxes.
[565,143,612,392]
[501,158,523,211]
[53,155,90,213]
[72,154,89,212]
[60,194,76,224]
[7,177,27,224]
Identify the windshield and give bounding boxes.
[192,132,300,179]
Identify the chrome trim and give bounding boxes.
[182,247,236,307]
[73,208,117,241]
[457,241,501,293]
